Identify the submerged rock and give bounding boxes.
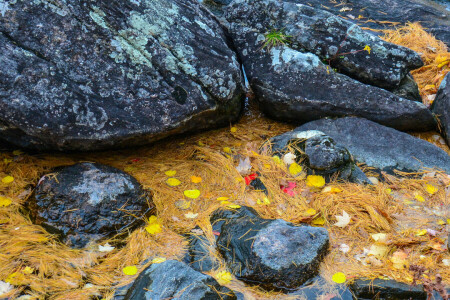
[0,0,244,151]
[211,207,329,291]
[224,0,435,132]
[124,260,236,300]
[270,130,370,184]
[431,74,450,146]
[226,0,423,90]
[350,279,427,300]
[31,163,151,248]
[296,117,450,174]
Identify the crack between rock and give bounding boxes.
[0,31,50,62]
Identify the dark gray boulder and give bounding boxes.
[30,162,152,248]
[223,0,435,132]
[289,276,353,300]
[295,117,450,174]
[182,228,219,272]
[0,0,244,151]
[431,74,450,146]
[287,0,450,46]
[124,260,236,300]
[211,207,329,291]
[270,130,371,184]
[350,279,427,300]
[225,0,423,90]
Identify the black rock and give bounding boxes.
[287,0,450,46]
[30,162,152,248]
[289,276,353,300]
[270,130,371,184]
[226,0,423,91]
[431,74,450,146]
[211,207,329,291]
[249,177,269,195]
[124,260,236,300]
[296,117,450,174]
[350,279,427,300]
[182,228,219,272]
[224,0,435,132]
[0,0,244,151]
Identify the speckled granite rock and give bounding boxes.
[432,74,450,146]
[0,0,244,151]
[30,162,152,248]
[223,0,435,131]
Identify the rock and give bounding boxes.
[224,0,435,132]
[287,0,450,46]
[270,130,371,184]
[289,276,353,300]
[211,207,329,291]
[295,117,450,174]
[30,162,151,248]
[124,260,236,300]
[350,279,427,300]
[431,74,450,146]
[0,0,244,151]
[182,228,219,272]
[392,73,423,102]
[226,0,423,90]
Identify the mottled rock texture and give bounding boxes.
[296,117,450,174]
[431,74,450,146]
[224,0,435,132]
[182,228,219,272]
[124,260,236,300]
[270,130,370,184]
[0,0,244,151]
[31,162,151,248]
[211,207,329,291]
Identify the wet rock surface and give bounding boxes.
[350,279,427,300]
[182,228,219,272]
[226,0,423,90]
[211,207,329,291]
[432,74,450,146]
[224,0,435,132]
[31,162,151,248]
[287,0,450,46]
[124,260,236,300]
[296,117,450,174]
[0,0,244,151]
[289,276,353,300]
[270,130,370,183]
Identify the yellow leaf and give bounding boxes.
[165,170,176,176]
[166,178,181,187]
[272,156,282,165]
[332,272,346,284]
[306,175,325,188]
[22,267,34,275]
[425,184,438,195]
[306,208,317,216]
[414,193,425,202]
[198,141,205,146]
[216,271,232,285]
[424,84,436,90]
[390,250,408,269]
[223,147,232,154]
[220,200,231,205]
[437,60,450,68]
[191,176,202,183]
[6,272,26,285]
[12,150,23,156]
[175,200,191,210]
[184,212,199,219]
[311,216,326,226]
[415,229,427,236]
[322,186,342,193]
[447,218,450,224]
[1,176,14,184]
[437,219,445,225]
[257,197,271,205]
[184,189,201,199]
[145,223,162,235]
[368,244,389,258]
[0,196,12,207]
[217,197,229,201]
[230,127,237,133]
[385,188,392,194]
[3,158,12,164]
[371,233,387,243]
[151,257,166,264]
[363,45,371,54]
[288,162,303,176]
[263,164,271,169]
[227,204,241,209]
[148,215,158,223]
[123,266,138,276]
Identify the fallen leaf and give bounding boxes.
[184,212,199,219]
[371,233,387,243]
[145,223,162,235]
[322,186,342,193]
[272,156,282,165]
[244,173,258,185]
[223,147,232,154]
[415,229,427,236]
[98,243,115,252]
[22,267,34,275]
[281,181,297,196]
[1,176,14,184]
[257,197,271,205]
[217,197,229,201]
[368,244,389,258]
[288,162,303,176]
[332,272,346,284]
[184,190,201,199]
[334,210,351,228]
[437,219,445,225]
[390,250,408,269]
[216,271,232,285]
[311,216,326,226]
[191,176,202,183]
[151,257,166,264]
[0,196,12,208]
[236,157,252,174]
[425,184,438,195]
[165,170,176,176]
[306,208,317,216]
[306,175,325,188]
[166,178,181,187]
[339,244,350,253]
[0,281,13,296]
[175,200,191,210]
[283,153,296,165]
[230,127,237,133]
[414,193,425,202]
[122,266,138,276]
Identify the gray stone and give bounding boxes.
[295,117,450,174]
[211,207,329,291]
[124,260,236,300]
[182,229,219,272]
[431,73,450,146]
[31,162,152,248]
[0,0,244,151]
[224,0,435,132]
[350,279,427,300]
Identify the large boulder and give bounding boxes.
[225,0,423,90]
[182,228,219,272]
[30,162,152,248]
[211,207,329,291]
[223,0,435,132]
[295,117,450,174]
[124,260,236,300]
[0,0,244,151]
[431,74,450,146]
[287,0,450,46]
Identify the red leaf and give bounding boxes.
[244,173,258,185]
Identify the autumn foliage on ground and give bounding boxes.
[0,23,449,299]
